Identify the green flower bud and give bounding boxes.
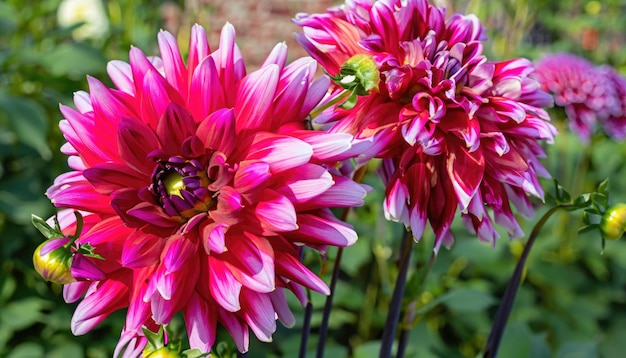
[33,241,75,284]
[332,54,380,95]
[600,203,626,241]
[143,346,183,358]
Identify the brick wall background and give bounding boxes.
[162,0,337,69]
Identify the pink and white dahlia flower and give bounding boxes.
[294,0,556,249]
[534,53,619,142]
[43,23,368,355]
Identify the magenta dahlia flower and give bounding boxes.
[534,53,619,142]
[597,65,626,141]
[294,0,556,249]
[43,23,368,355]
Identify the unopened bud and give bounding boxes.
[600,203,626,241]
[33,241,75,284]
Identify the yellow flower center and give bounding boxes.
[162,171,185,198]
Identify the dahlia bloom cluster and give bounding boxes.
[534,52,626,142]
[42,23,368,355]
[294,0,557,249]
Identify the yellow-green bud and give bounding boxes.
[600,203,626,241]
[143,346,183,358]
[33,241,75,284]
[334,54,380,95]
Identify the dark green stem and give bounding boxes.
[379,230,414,358]
[483,204,569,357]
[396,248,437,358]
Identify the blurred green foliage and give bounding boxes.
[3,0,626,357]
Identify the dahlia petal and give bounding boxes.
[291,210,357,247]
[446,145,485,211]
[83,163,148,195]
[117,117,160,175]
[47,172,116,214]
[150,262,199,324]
[156,103,197,155]
[235,64,279,134]
[261,42,288,70]
[215,23,246,107]
[141,69,173,124]
[233,160,272,201]
[126,202,180,228]
[87,76,133,132]
[60,106,113,165]
[383,176,410,224]
[269,289,295,328]
[72,313,109,336]
[272,68,308,127]
[218,310,249,353]
[189,56,225,122]
[202,222,228,254]
[298,75,332,120]
[73,90,92,113]
[195,108,235,156]
[247,133,313,173]
[295,175,369,210]
[107,60,135,95]
[290,131,354,162]
[275,250,330,295]
[187,24,210,78]
[256,189,299,232]
[162,234,198,273]
[241,290,276,342]
[72,279,129,334]
[208,256,243,312]
[63,280,90,303]
[39,237,71,256]
[157,30,188,97]
[224,233,275,293]
[122,230,164,268]
[272,163,333,203]
[185,293,217,352]
[210,186,243,226]
[71,254,106,280]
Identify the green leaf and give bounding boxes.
[0,93,51,159]
[6,342,44,358]
[0,298,50,331]
[31,214,64,240]
[555,342,597,358]
[40,43,108,78]
[415,288,495,315]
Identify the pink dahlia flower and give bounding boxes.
[534,53,619,142]
[597,65,626,141]
[294,0,556,249]
[44,23,368,355]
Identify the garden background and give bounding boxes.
[2,0,626,357]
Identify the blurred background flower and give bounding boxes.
[57,0,110,41]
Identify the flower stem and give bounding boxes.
[315,165,368,358]
[379,229,414,358]
[299,300,314,358]
[396,248,437,358]
[483,204,569,358]
[308,89,351,119]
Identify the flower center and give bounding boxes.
[152,156,212,219]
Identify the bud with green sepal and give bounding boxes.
[600,203,626,241]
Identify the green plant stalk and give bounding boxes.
[396,248,438,358]
[308,89,351,119]
[379,229,414,358]
[483,204,571,358]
